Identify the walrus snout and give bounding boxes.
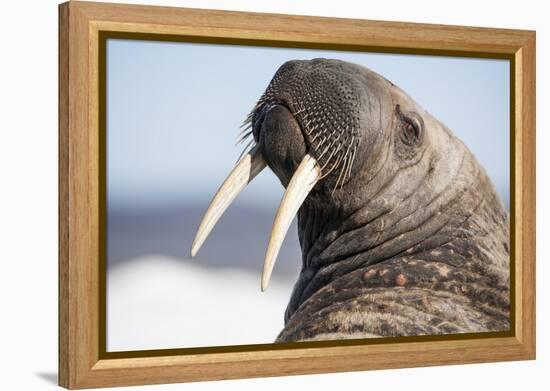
[192,58,394,289]
[253,58,365,183]
[249,58,397,194]
[258,104,307,187]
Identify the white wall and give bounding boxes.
[0,0,546,390]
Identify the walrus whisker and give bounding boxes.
[191,145,267,257]
[235,130,253,146]
[304,119,313,131]
[235,139,256,163]
[340,153,351,187]
[316,140,333,161]
[332,145,350,193]
[347,143,358,182]
[295,110,309,120]
[240,111,254,127]
[237,121,252,134]
[321,124,342,143]
[344,135,356,181]
[343,144,355,186]
[310,131,323,144]
[239,119,251,130]
[336,145,350,183]
[314,136,328,152]
[319,124,347,158]
[305,123,319,136]
[262,154,321,291]
[318,145,339,178]
[320,144,345,180]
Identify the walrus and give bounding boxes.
[191,58,510,342]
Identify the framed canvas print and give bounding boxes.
[58,1,536,389]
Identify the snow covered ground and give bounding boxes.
[107,255,295,352]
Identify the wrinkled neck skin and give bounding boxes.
[283,86,509,324]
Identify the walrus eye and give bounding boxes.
[402,119,419,145]
[396,105,422,146]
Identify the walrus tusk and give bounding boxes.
[191,145,267,257]
[262,154,321,291]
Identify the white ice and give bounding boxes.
[107,255,295,352]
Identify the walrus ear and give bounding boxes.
[396,104,423,146]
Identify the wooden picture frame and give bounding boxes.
[58,1,536,388]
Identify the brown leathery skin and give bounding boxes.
[248,59,509,342]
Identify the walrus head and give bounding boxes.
[191,58,509,335]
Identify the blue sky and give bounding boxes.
[106,39,510,211]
